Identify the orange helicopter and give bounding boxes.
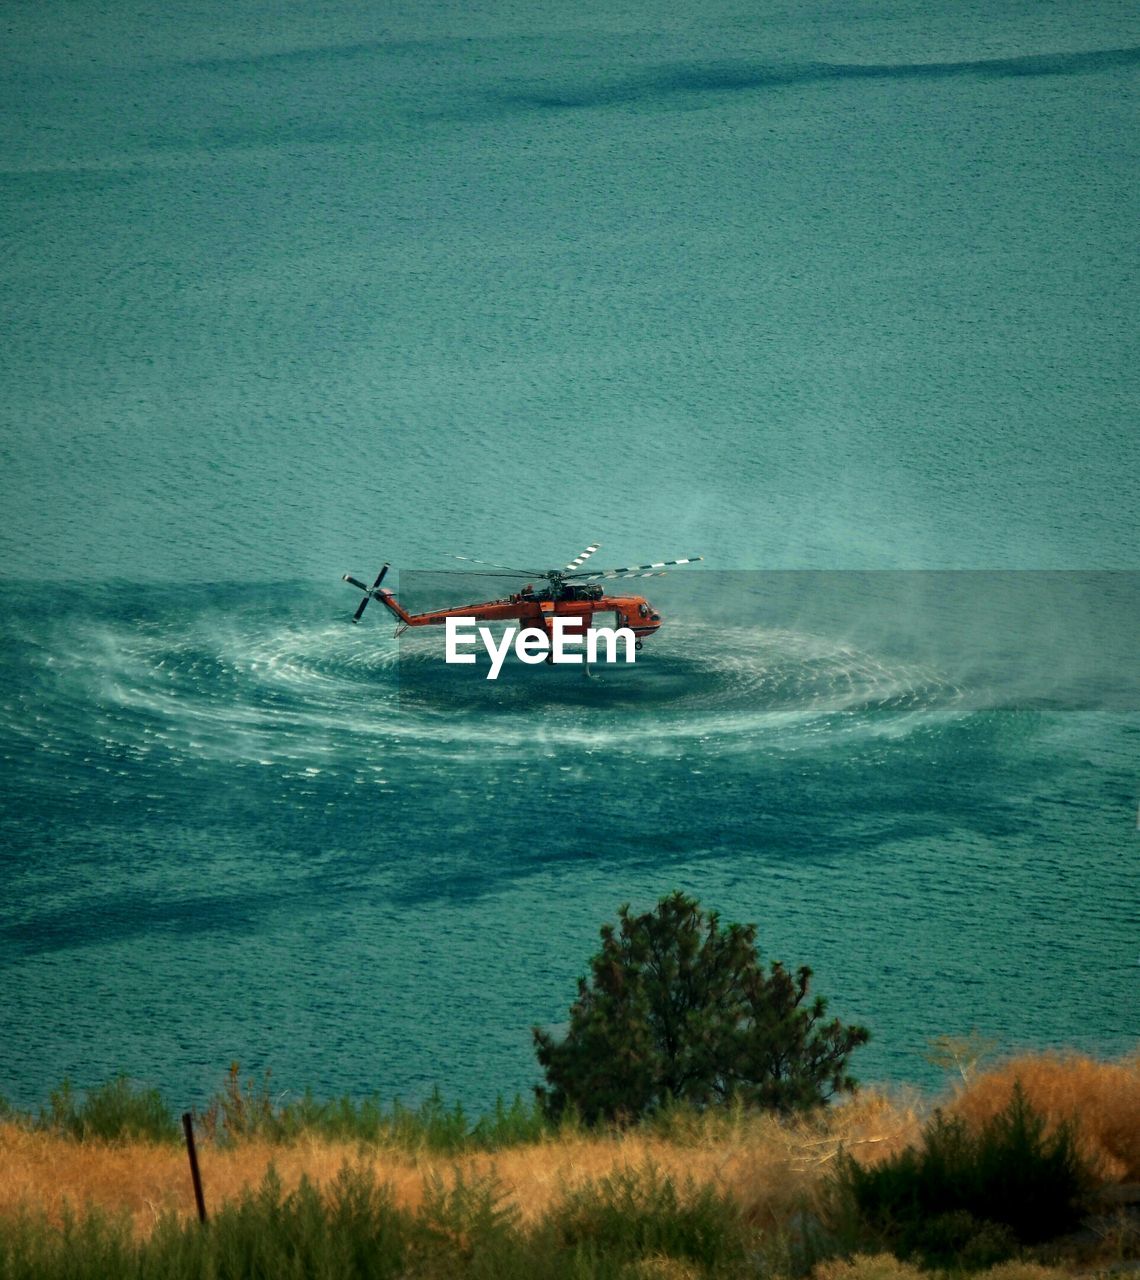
[342,544,703,656]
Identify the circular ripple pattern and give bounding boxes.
[10,607,968,780]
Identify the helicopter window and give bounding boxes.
[638,603,649,617]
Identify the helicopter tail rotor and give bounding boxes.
[343,563,390,622]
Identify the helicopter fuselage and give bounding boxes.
[374,587,663,642]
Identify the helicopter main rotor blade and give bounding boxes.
[568,556,704,579]
[453,555,544,575]
[563,543,601,571]
[414,568,533,579]
[579,570,668,581]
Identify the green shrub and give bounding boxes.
[0,1168,414,1280]
[0,1164,755,1279]
[468,1093,556,1150]
[544,1164,748,1272]
[176,1165,410,1279]
[39,1076,179,1144]
[0,1204,138,1280]
[197,1065,556,1153]
[417,1168,520,1270]
[830,1082,1093,1265]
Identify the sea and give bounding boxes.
[1,0,1137,1115]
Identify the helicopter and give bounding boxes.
[342,544,703,661]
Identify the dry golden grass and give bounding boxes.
[0,1123,338,1236]
[6,1051,1134,1262]
[812,1258,1076,1280]
[977,1266,1084,1280]
[812,1255,926,1280]
[948,1049,1140,1183]
[0,1090,921,1241]
[622,1260,703,1280]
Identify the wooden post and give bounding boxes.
[181,1111,208,1224]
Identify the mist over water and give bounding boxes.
[1,0,1138,1111]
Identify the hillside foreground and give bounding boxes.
[0,1050,1136,1278]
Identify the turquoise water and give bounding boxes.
[1,1,1138,1111]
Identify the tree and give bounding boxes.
[533,892,870,1124]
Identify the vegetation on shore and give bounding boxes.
[0,1049,1136,1278]
[2,900,1136,1274]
